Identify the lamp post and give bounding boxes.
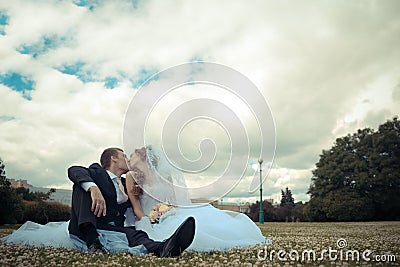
[258,158,264,224]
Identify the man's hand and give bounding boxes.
[89,186,106,217]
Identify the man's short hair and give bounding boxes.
[100,147,123,169]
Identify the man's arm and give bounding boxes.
[68,165,107,217]
[68,166,94,184]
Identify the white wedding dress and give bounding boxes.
[1,146,269,253]
[134,179,268,252]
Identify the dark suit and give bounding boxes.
[68,163,162,253]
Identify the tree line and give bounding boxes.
[0,162,70,225]
[247,187,305,222]
[247,117,400,222]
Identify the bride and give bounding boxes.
[125,146,268,252]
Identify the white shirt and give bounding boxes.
[81,170,128,204]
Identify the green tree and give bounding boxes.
[308,117,400,221]
[303,197,327,222]
[0,158,5,179]
[292,201,305,222]
[16,187,56,201]
[261,200,276,222]
[247,200,275,222]
[276,187,295,222]
[0,158,24,225]
[280,187,295,207]
[321,189,374,221]
[23,201,70,224]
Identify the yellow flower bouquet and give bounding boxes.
[148,203,173,224]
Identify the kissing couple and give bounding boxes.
[68,146,195,257]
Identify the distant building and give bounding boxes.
[265,198,274,204]
[189,198,255,213]
[190,198,210,204]
[7,178,32,188]
[210,200,251,213]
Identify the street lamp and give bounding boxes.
[258,158,264,224]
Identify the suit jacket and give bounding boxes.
[68,163,131,237]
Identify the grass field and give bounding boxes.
[1,221,399,266]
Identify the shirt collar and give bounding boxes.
[106,170,118,179]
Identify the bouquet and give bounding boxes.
[148,203,173,224]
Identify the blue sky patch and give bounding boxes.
[0,11,8,35]
[189,56,204,63]
[57,62,97,83]
[0,116,16,121]
[104,77,118,89]
[17,35,68,58]
[59,61,85,76]
[0,11,8,25]
[72,0,97,11]
[0,72,35,100]
[72,0,140,10]
[57,63,158,88]
[130,67,159,89]
[103,67,158,89]
[73,0,88,6]
[129,0,140,9]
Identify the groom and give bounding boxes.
[68,147,195,257]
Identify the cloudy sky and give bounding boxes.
[1,0,399,204]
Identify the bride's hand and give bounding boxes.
[135,209,146,220]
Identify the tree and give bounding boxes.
[14,186,61,223]
[16,187,56,201]
[308,117,400,221]
[303,197,327,222]
[23,201,70,224]
[0,158,5,179]
[321,189,374,221]
[0,158,24,225]
[292,201,305,222]
[277,187,295,222]
[280,187,295,207]
[247,200,275,222]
